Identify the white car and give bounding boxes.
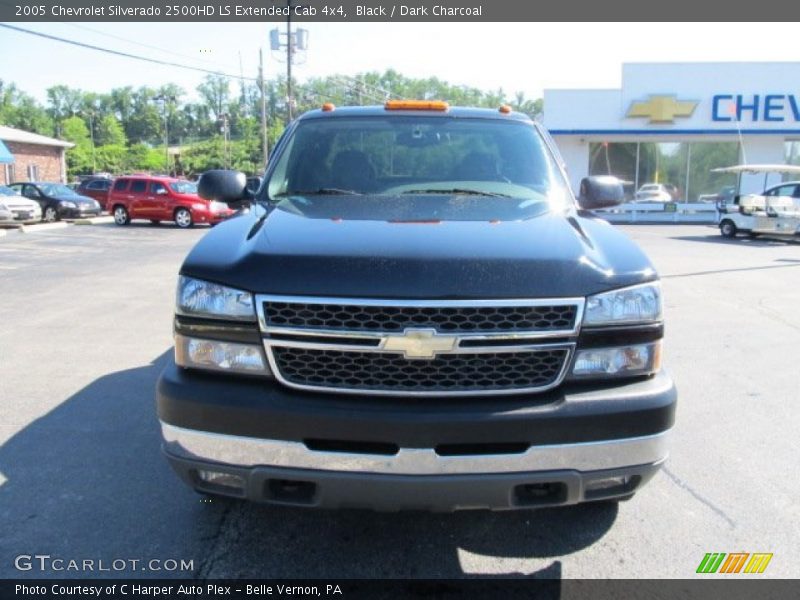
[0,185,42,223]
[635,183,676,202]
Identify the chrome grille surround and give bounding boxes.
[256,295,585,397]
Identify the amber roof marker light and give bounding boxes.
[321,103,336,112]
[499,105,512,114]
[384,100,450,111]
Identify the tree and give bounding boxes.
[197,75,231,120]
[61,116,92,175]
[95,114,127,146]
[46,85,82,135]
[1,80,54,135]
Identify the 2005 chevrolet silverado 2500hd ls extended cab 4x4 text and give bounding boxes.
[156,101,676,511]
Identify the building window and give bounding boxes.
[4,163,15,183]
[26,164,39,181]
[589,141,739,202]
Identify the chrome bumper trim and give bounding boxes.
[161,422,670,475]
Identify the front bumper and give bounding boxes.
[157,362,676,510]
[60,207,101,219]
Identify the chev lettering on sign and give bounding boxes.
[712,94,800,122]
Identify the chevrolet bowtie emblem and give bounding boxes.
[626,95,698,123]
[382,328,458,359]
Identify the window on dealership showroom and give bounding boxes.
[589,142,739,202]
[785,142,800,168]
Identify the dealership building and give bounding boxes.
[544,62,800,200]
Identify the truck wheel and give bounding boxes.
[174,208,193,229]
[720,220,737,238]
[113,205,130,226]
[43,206,58,222]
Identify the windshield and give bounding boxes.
[0,186,19,196]
[169,181,198,194]
[40,184,77,196]
[264,116,569,220]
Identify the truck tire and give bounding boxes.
[720,220,737,238]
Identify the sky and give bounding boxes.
[2,22,800,104]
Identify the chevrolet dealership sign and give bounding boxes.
[544,62,800,134]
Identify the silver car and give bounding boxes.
[0,185,43,223]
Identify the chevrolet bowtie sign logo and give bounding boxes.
[626,95,698,123]
[382,328,458,359]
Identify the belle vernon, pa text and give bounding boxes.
[16,584,344,596]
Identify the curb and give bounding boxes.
[73,216,114,225]
[19,222,70,233]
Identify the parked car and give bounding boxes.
[635,183,677,202]
[7,182,101,222]
[698,185,736,205]
[0,185,42,223]
[77,176,114,211]
[108,175,235,228]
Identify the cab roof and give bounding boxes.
[298,104,533,123]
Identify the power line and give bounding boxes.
[62,22,243,73]
[0,23,258,82]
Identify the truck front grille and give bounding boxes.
[264,301,577,333]
[273,347,569,393]
[257,295,583,396]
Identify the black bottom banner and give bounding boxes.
[2,579,797,600]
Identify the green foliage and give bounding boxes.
[95,114,127,146]
[0,79,54,135]
[2,71,545,179]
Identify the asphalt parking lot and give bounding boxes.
[0,221,798,579]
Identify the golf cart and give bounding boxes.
[712,164,800,239]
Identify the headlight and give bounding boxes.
[175,334,269,375]
[61,201,77,208]
[0,202,8,211]
[210,201,228,212]
[583,282,661,326]
[176,276,255,321]
[572,342,661,378]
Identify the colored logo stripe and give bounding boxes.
[697,553,726,573]
[719,553,749,574]
[744,553,773,574]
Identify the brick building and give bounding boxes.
[0,126,74,186]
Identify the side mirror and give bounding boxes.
[245,176,263,195]
[197,169,249,203]
[578,176,625,210]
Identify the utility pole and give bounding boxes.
[270,7,307,124]
[84,110,96,173]
[259,48,268,167]
[286,0,293,121]
[154,93,175,174]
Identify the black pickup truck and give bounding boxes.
[157,101,676,511]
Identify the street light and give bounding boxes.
[217,113,230,169]
[154,94,176,174]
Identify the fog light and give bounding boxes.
[585,475,631,492]
[196,469,246,492]
[572,342,661,378]
[175,333,269,375]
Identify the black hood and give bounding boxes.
[181,197,658,299]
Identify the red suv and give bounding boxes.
[109,175,235,228]
[77,177,114,210]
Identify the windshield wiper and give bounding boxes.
[279,188,363,196]
[399,188,512,198]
